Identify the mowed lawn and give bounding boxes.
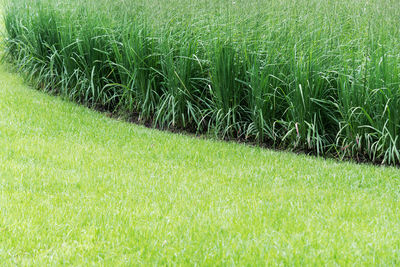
[0,65,399,265]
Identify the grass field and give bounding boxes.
[2,0,400,265]
[4,0,400,165]
[1,64,400,265]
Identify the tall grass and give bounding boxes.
[3,0,400,165]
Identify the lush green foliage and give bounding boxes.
[1,65,400,265]
[4,0,400,165]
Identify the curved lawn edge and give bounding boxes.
[1,61,400,265]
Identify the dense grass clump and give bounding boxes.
[4,0,400,165]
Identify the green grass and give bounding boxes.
[1,64,400,265]
[4,0,400,165]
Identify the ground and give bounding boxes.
[0,65,400,265]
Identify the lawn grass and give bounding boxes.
[1,64,400,265]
